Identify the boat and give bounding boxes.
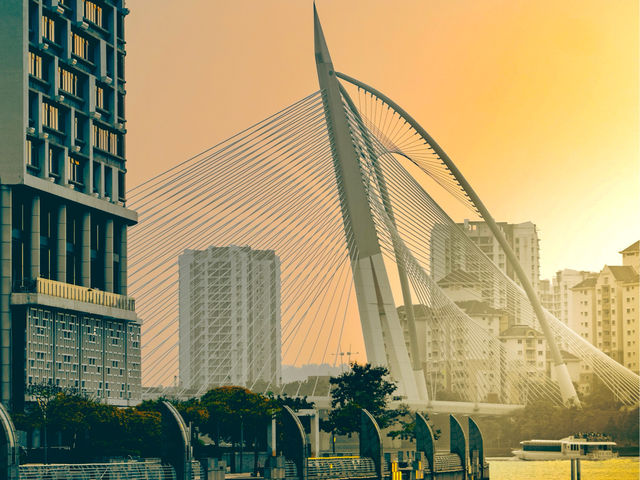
[512,434,617,461]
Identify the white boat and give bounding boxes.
[512,435,617,461]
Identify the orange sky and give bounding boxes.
[125,0,638,280]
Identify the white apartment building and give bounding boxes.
[541,269,595,325]
[458,220,541,293]
[499,324,547,402]
[178,246,282,391]
[430,221,541,317]
[570,241,639,393]
[398,302,506,403]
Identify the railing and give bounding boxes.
[18,460,175,480]
[15,277,135,311]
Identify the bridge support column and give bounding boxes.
[449,415,467,480]
[160,400,192,480]
[415,413,435,480]
[468,417,487,480]
[0,401,18,480]
[314,7,423,401]
[281,406,306,480]
[360,409,383,480]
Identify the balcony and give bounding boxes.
[12,278,136,317]
[38,278,134,310]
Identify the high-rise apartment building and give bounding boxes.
[541,269,595,325]
[457,220,541,293]
[570,241,639,392]
[179,246,282,391]
[431,220,540,317]
[0,0,139,408]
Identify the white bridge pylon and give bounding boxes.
[314,8,427,401]
[313,8,582,405]
[128,8,640,407]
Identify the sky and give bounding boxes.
[124,0,638,281]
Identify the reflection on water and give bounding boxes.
[488,457,639,480]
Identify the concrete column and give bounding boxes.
[0,186,12,407]
[80,211,91,287]
[56,204,67,282]
[30,194,40,281]
[104,218,114,292]
[119,224,127,295]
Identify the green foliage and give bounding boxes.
[198,386,276,446]
[323,362,405,435]
[16,391,163,461]
[386,406,441,441]
[268,393,315,411]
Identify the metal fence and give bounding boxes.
[18,459,176,480]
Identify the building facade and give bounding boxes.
[541,269,595,325]
[430,220,541,316]
[499,324,547,402]
[398,302,505,403]
[569,241,639,393]
[457,220,541,293]
[179,246,281,391]
[0,0,139,408]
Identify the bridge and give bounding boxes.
[129,7,639,410]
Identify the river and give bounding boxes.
[487,457,639,479]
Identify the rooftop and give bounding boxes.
[606,265,639,283]
[455,300,505,316]
[619,240,639,254]
[500,324,544,338]
[571,277,597,290]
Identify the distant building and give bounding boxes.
[455,300,509,337]
[397,303,504,402]
[178,246,282,391]
[457,220,541,293]
[569,241,639,393]
[499,325,547,402]
[541,269,595,325]
[0,0,139,408]
[431,220,541,313]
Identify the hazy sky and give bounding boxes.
[125,0,638,280]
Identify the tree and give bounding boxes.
[269,393,315,411]
[200,386,275,473]
[323,363,404,436]
[24,382,75,463]
[386,406,441,441]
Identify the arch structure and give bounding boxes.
[314,7,635,406]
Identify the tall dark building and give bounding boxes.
[0,0,140,408]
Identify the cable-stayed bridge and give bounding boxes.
[128,9,639,411]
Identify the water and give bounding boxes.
[488,457,639,480]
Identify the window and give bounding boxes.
[48,146,62,176]
[72,33,90,61]
[26,139,40,168]
[92,125,119,155]
[42,16,56,43]
[29,52,43,79]
[42,102,59,130]
[84,0,103,27]
[69,157,83,184]
[59,67,78,96]
[96,86,104,109]
[75,114,85,142]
